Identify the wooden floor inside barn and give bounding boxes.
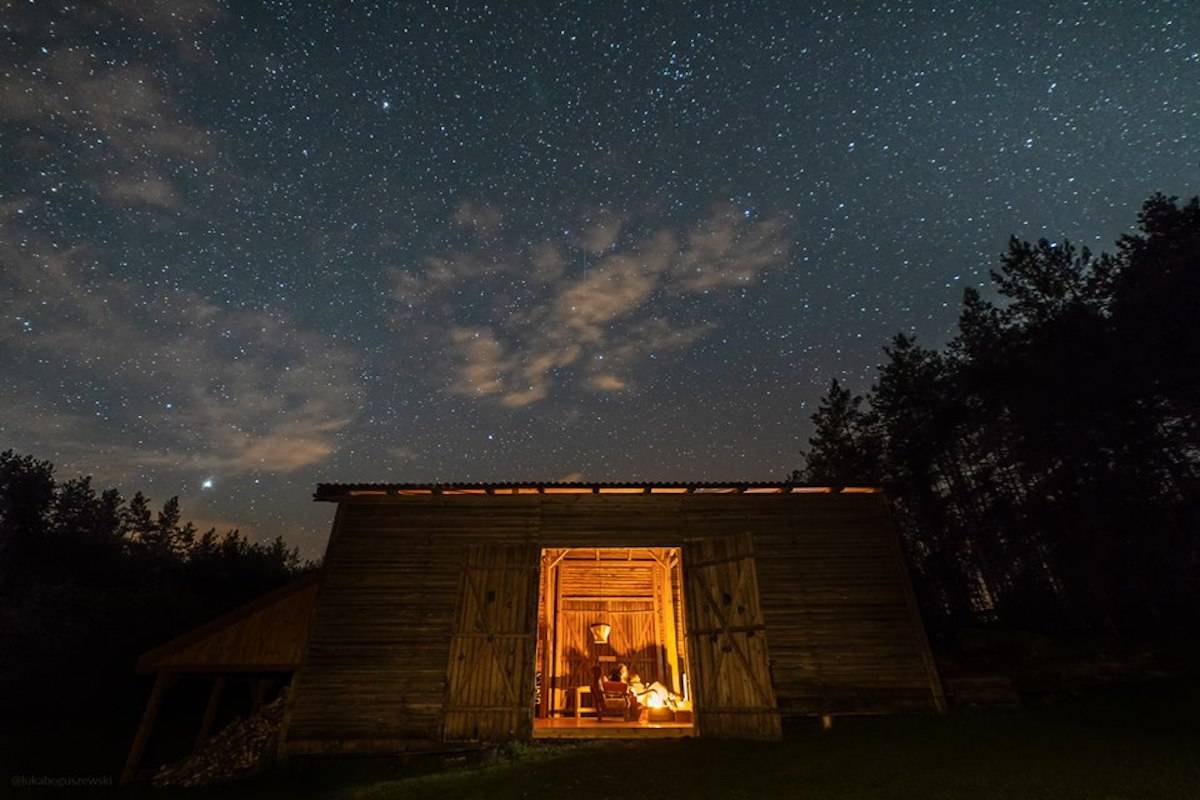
[533,718,695,738]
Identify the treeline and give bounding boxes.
[798,194,1200,639]
[0,450,311,711]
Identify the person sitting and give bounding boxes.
[609,663,680,708]
[591,664,634,720]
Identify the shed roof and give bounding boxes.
[314,481,881,501]
[137,572,321,674]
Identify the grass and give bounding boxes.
[7,684,1198,798]
[158,684,1200,800]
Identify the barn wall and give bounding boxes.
[747,497,943,714]
[282,500,538,752]
[281,493,940,754]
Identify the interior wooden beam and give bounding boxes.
[645,548,671,570]
[544,548,570,571]
[659,556,683,695]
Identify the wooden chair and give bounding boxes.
[591,665,640,721]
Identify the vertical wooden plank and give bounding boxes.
[120,671,173,785]
[673,551,690,700]
[551,556,563,715]
[519,540,541,739]
[194,675,226,751]
[651,563,666,684]
[661,561,680,694]
[442,542,538,742]
[683,533,781,740]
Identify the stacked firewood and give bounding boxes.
[152,694,285,787]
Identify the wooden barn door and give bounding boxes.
[442,543,539,742]
[683,533,782,739]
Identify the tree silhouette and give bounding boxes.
[800,193,1200,638]
[0,450,311,720]
[798,378,883,486]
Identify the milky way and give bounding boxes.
[2,2,1197,555]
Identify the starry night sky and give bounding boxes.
[2,2,1197,556]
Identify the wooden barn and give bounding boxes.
[275,481,944,754]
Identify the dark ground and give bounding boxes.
[4,682,1198,798]
[6,682,1188,799]
[276,685,1200,800]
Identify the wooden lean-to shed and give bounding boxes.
[122,573,322,783]
[277,482,944,754]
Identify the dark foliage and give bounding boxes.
[791,379,883,487]
[800,194,1200,639]
[0,451,311,714]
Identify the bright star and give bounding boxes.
[381,99,390,110]
[201,478,215,490]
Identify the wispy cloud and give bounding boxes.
[101,176,182,209]
[577,210,625,254]
[0,50,211,210]
[453,200,504,239]
[671,205,792,290]
[394,204,791,407]
[0,206,361,478]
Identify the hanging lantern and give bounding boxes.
[589,622,612,644]
[589,549,613,645]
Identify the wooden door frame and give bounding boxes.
[534,544,690,725]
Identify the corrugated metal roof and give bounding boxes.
[314,481,881,501]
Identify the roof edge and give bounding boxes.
[313,481,883,501]
[136,571,322,673]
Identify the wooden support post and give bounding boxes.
[820,714,834,731]
[121,671,173,785]
[651,562,667,682]
[194,675,226,751]
[659,558,682,695]
[251,677,271,711]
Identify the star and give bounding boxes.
[0,0,1191,562]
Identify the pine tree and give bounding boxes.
[800,378,882,486]
[123,492,155,544]
[143,496,183,554]
[0,450,56,539]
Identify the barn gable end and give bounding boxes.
[280,486,942,756]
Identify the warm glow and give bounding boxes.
[535,545,692,732]
[589,622,612,644]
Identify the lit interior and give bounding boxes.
[533,547,694,736]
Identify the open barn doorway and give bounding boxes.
[533,547,695,738]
